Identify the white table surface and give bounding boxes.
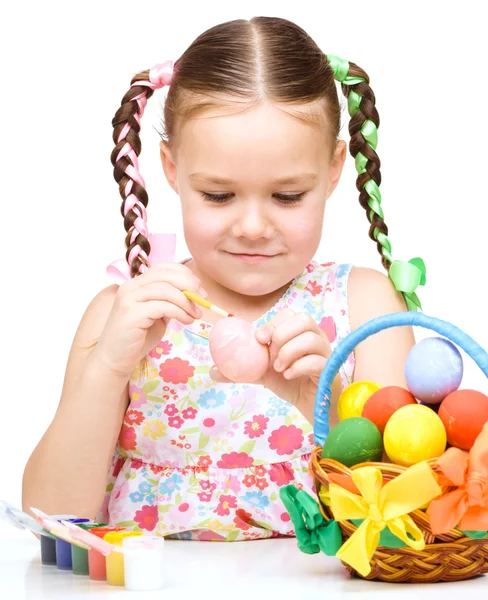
[1,525,486,600]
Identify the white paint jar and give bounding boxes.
[122,535,166,591]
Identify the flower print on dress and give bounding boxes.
[256,478,269,491]
[201,413,230,437]
[128,383,147,409]
[217,452,253,468]
[318,315,337,343]
[241,490,270,510]
[182,407,197,420]
[214,494,237,516]
[197,455,212,469]
[198,492,212,502]
[159,357,195,384]
[119,425,137,450]
[142,420,167,440]
[149,340,173,360]
[305,280,323,297]
[159,473,183,497]
[168,502,195,527]
[268,425,304,456]
[220,474,241,494]
[198,388,226,409]
[139,482,152,495]
[125,410,144,426]
[268,462,294,486]
[243,415,269,439]
[243,474,256,488]
[134,505,158,531]
[129,491,144,503]
[266,395,292,419]
[234,509,252,530]
[164,404,178,417]
[303,301,319,319]
[168,415,185,429]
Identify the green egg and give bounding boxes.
[321,417,383,467]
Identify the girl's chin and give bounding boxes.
[223,275,292,298]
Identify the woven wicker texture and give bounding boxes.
[311,447,488,582]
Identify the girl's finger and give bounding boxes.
[255,309,297,344]
[274,331,330,373]
[267,312,322,353]
[282,354,327,381]
[125,262,204,295]
[129,282,202,319]
[133,300,200,326]
[209,366,233,383]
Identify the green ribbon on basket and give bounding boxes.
[350,519,411,548]
[279,485,342,555]
[388,258,427,311]
[459,529,488,539]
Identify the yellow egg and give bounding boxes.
[337,381,382,421]
[383,404,447,467]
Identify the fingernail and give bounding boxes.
[209,366,219,379]
[199,287,208,298]
[274,359,283,372]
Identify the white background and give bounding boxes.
[1,0,487,512]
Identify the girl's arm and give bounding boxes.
[22,284,129,520]
[347,266,416,387]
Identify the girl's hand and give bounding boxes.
[91,263,205,380]
[210,309,335,420]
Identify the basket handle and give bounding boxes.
[314,311,488,446]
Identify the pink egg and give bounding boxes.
[209,317,269,382]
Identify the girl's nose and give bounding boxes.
[232,202,274,240]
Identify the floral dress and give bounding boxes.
[97,261,355,541]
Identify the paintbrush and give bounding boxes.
[183,290,234,318]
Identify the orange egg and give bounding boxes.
[361,386,417,434]
[438,389,488,450]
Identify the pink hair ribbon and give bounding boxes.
[116,61,174,275]
[106,232,176,283]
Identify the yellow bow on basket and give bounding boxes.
[328,461,442,577]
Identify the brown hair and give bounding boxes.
[106,16,388,377]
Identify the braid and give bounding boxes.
[110,62,174,278]
[327,55,426,310]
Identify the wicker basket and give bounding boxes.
[310,311,488,583]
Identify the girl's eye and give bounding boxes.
[200,192,306,204]
[274,193,306,204]
[201,192,233,203]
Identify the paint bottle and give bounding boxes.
[104,531,143,586]
[87,527,126,581]
[55,518,90,570]
[71,523,107,575]
[40,534,57,566]
[39,513,76,566]
[123,536,166,591]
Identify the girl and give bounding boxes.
[22,16,424,541]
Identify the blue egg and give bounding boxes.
[404,337,463,403]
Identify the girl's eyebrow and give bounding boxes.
[189,172,318,185]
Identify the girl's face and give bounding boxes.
[160,101,346,298]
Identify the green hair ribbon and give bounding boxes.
[327,54,426,311]
[279,485,342,555]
